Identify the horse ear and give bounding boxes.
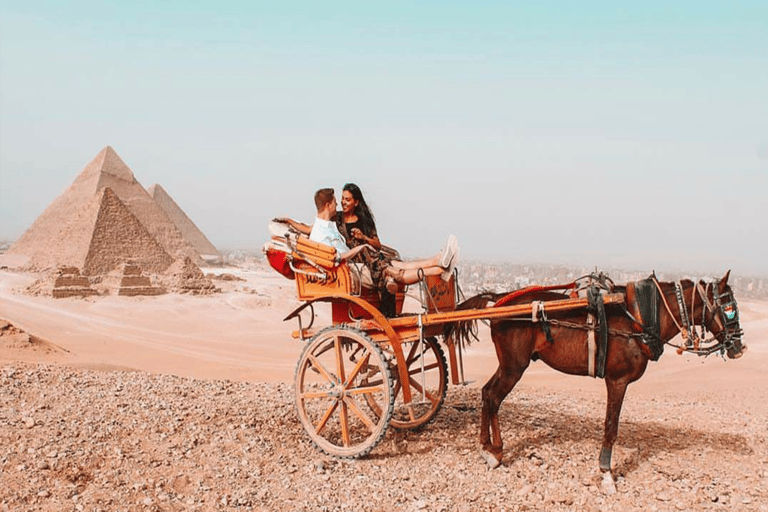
[719,270,731,292]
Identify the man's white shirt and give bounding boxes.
[309,217,350,253]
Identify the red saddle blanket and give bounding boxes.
[493,283,577,308]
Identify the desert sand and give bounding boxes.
[1,263,767,511]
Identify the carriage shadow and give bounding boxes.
[376,391,754,476]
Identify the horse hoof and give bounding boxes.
[601,471,617,495]
[480,449,501,469]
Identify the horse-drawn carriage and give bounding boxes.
[264,223,745,484]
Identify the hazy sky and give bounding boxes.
[1,2,767,275]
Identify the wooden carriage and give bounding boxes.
[265,227,624,458]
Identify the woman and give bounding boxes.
[337,183,456,294]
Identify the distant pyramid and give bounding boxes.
[9,146,201,271]
[148,184,220,260]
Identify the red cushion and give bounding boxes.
[266,248,295,279]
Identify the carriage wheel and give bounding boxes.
[364,337,448,430]
[295,326,394,458]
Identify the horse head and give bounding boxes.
[699,270,746,359]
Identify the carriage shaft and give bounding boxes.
[388,293,625,329]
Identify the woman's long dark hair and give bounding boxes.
[343,183,377,236]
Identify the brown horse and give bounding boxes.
[448,271,745,491]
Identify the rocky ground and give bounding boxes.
[1,362,766,512]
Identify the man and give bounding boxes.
[309,188,370,261]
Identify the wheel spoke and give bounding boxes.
[407,361,440,376]
[392,378,402,400]
[405,340,421,364]
[307,354,337,385]
[362,377,384,387]
[346,384,384,396]
[344,352,371,388]
[344,395,376,431]
[314,399,339,435]
[340,400,351,447]
[334,335,347,384]
[301,390,335,399]
[407,376,438,404]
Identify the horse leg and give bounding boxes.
[480,361,527,469]
[599,377,629,494]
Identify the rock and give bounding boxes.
[517,484,533,497]
[600,473,617,495]
[23,416,35,428]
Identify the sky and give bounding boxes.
[1,2,767,276]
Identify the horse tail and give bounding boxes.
[444,291,504,348]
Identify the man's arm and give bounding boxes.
[340,244,372,261]
[273,217,311,235]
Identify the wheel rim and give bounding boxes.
[364,337,448,430]
[295,326,394,458]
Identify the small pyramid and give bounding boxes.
[9,146,202,269]
[160,256,220,295]
[148,184,220,260]
[115,261,166,296]
[52,266,99,299]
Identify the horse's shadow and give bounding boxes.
[380,392,754,476]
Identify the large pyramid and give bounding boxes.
[8,146,200,273]
[148,184,220,260]
[11,187,173,275]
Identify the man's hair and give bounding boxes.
[314,188,335,213]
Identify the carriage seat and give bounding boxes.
[264,227,374,297]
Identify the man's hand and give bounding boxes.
[273,217,311,235]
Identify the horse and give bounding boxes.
[447,271,745,491]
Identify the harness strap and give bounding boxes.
[652,276,685,335]
[587,286,608,378]
[531,301,544,323]
[587,313,596,378]
[674,281,702,350]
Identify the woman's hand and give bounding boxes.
[349,227,364,241]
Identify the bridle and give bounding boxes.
[652,277,744,357]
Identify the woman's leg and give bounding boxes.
[389,235,457,270]
[389,254,441,270]
[385,265,443,285]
